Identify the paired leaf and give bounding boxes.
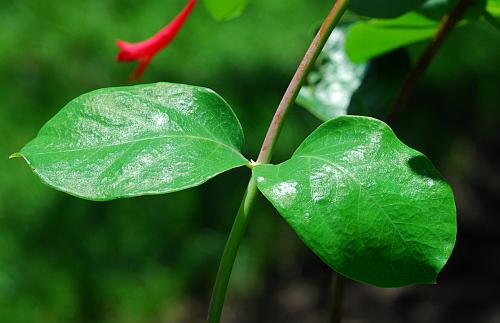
[13,83,248,201]
[345,12,439,63]
[349,0,427,18]
[297,27,367,121]
[203,0,249,21]
[254,116,456,287]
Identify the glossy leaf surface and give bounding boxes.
[297,28,367,121]
[346,13,439,63]
[349,0,427,18]
[13,83,248,201]
[254,116,456,287]
[203,0,249,20]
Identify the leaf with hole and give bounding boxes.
[12,83,248,201]
[253,116,456,287]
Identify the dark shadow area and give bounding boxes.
[407,155,444,181]
[348,49,411,118]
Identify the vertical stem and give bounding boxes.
[257,0,352,164]
[207,1,351,322]
[207,178,259,323]
[330,273,345,323]
[386,0,474,123]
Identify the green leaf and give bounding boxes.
[13,83,249,201]
[297,27,367,121]
[254,116,456,287]
[203,0,249,21]
[487,0,500,16]
[346,1,486,63]
[485,0,500,31]
[349,0,427,18]
[345,12,439,63]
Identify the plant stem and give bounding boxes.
[207,178,259,323]
[207,1,351,322]
[330,273,345,323]
[386,0,474,123]
[257,0,352,164]
[484,11,500,32]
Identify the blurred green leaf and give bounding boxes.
[345,12,439,63]
[297,29,410,121]
[487,0,500,16]
[485,3,500,31]
[13,83,248,201]
[203,0,249,21]
[346,1,489,63]
[297,27,367,121]
[254,116,456,287]
[349,0,427,18]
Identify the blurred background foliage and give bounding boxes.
[0,0,499,322]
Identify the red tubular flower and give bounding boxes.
[116,0,197,80]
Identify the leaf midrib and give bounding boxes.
[24,134,247,161]
[300,154,436,278]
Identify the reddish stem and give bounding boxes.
[256,0,351,164]
[386,0,474,123]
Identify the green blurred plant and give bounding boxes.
[12,0,500,322]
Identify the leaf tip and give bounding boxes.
[9,152,22,159]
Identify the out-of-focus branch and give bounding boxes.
[386,0,475,123]
[330,273,345,323]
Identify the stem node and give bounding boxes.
[207,1,352,322]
